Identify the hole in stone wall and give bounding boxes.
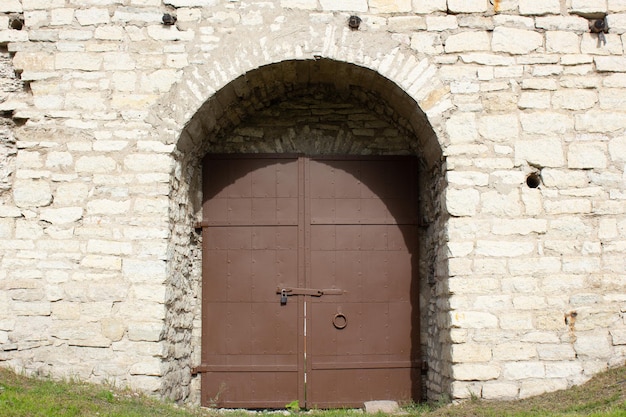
[526,172,541,189]
[9,17,24,30]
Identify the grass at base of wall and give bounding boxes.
[0,364,624,417]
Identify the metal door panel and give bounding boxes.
[307,156,419,407]
[201,156,302,408]
[201,155,419,408]
[202,371,299,409]
[306,368,415,408]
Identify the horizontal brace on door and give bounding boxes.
[195,221,298,228]
[276,287,345,297]
[311,361,420,370]
[192,364,298,375]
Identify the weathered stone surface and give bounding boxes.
[1,0,625,407]
[515,138,565,167]
[364,400,400,413]
[520,0,561,15]
[452,363,500,381]
[492,27,543,54]
[446,188,480,216]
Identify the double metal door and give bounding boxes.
[198,155,420,408]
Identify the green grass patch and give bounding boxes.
[0,365,624,416]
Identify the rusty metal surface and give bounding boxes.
[200,155,420,408]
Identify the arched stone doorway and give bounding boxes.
[164,59,448,404]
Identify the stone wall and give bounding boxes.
[0,0,625,405]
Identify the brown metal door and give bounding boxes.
[199,155,304,408]
[200,155,420,408]
[306,157,420,408]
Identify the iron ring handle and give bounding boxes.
[333,313,347,329]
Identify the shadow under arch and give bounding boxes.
[165,58,449,405]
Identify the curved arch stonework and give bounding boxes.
[165,53,450,402]
[1,0,625,407]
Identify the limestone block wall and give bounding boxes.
[0,0,625,405]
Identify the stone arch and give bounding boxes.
[159,30,452,403]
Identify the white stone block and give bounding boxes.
[13,180,52,208]
[450,311,499,328]
[520,112,574,135]
[75,8,110,26]
[537,344,577,360]
[450,381,482,399]
[493,27,543,54]
[50,8,74,26]
[86,199,131,215]
[447,171,489,186]
[81,255,122,271]
[445,31,489,52]
[546,360,583,378]
[75,156,117,173]
[40,207,83,224]
[55,53,102,71]
[452,363,500,381]
[130,358,163,376]
[610,329,626,345]
[370,0,411,13]
[101,318,125,341]
[536,16,590,31]
[546,31,580,54]
[127,321,163,342]
[163,0,217,6]
[0,0,22,12]
[481,190,522,216]
[599,88,626,109]
[410,32,444,54]
[122,259,167,283]
[609,136,626,162]
[94,26,125,40]
[451,344,492,363]
[461,53,515,66]
[610,0,626,12]
[519,0,561,15]
[478,114,519,142]
[427,15,458,31]
[509,257,561,275]
[87,239,133,255]
[518,91,551,109]
[446,113,478,144]
[448,0,488,13]
[23,0,65,9]
[319,0,368,12]
[519,378,567,398]
[446,188,480,217]
[545,199,592,214]
[280,0,317,9]
[503,361,545,379]
[475,240,535,257]
[493,343,537,361]
[492,219,547,236]
[568,142,608,169]
[364,401,400,414]
[482,382,519,399]
[595,56,626,72]
[570,0,608,15]
[515,138,565,167]
[540,169,588,188]
[552,89,597,110]
[412,0,446,13]
[146,25,195,41]
[124,154,172,172]
[576,112,626,132]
